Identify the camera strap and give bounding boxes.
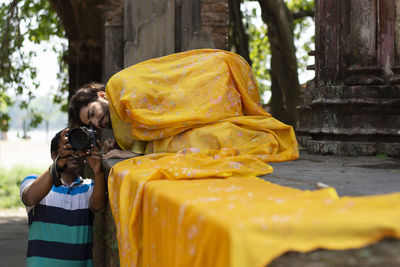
[49,156,66,187]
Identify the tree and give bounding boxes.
[229,0,314,126]
[0,0,67,131]
[47,0,105,96]
[0,0,105,132]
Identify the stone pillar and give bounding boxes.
[200,0,229,50]
[297,0,400,157]
[103,0,124,83]
[123,0,229,67]
[94,1,124,266]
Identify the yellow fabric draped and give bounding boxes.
[105,49,297,158]
[106,49,400,267]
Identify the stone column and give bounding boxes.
[297,0,400,156]
[123,0,229,67]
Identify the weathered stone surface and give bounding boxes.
[123,0,175,67]
[263,150,400,265]
[269,239,400,267]
[200,0,229,50]
[104,23,123,82]
[298,0,400,157]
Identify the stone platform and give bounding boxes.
[265,149,400,196]
[264,150,400,266]
[102,149,400,266]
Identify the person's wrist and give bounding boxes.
[94,168,104,176]
[55,156,67,172]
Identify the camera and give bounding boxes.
[68,127,98,150]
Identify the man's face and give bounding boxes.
[51,140,85,172]
[65,153,85,171]
[79,98,111,129]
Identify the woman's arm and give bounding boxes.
[101,137,141,159]
[103,149,140,159]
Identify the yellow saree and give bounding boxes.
[106,49,400,267]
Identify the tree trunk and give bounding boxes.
[228,0,252,65]
[48,0,105,98]
[258,0,300,126]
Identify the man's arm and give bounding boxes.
[22,129,72,206]
[21,170,53,206]
[86,145,106,212]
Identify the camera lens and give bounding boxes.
[69,128,91,150]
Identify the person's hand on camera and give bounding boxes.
[86,143,103,175]
[57,128,74,168]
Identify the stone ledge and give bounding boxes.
[297,136,400,157]
[263,150,400,266]
[269,239,400,267]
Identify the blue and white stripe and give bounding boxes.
[20,174,95,267]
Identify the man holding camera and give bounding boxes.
[20,128,106,266]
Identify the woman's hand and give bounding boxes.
[103,149,139,159]
[101,137,118,154]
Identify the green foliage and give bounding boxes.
[8,95,68,135]
[0,93,12,131]
[242,2,271,97]
[0,165,42,209]
[286,0,314,16]
[0,0,67,131]
[288,0,315,76]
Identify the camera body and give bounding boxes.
[68,127,98,150]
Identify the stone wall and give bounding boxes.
[200,0,229,51]
[103,0,229,75]
[297,0,400,157]
[51,0,229,92]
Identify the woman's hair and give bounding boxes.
[68,82,105,127]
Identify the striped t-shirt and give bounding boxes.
[20,175,95,267]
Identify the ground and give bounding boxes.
[1,146,399,266]
[0,208,27,267]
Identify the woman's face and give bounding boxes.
[79,98,111,129]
